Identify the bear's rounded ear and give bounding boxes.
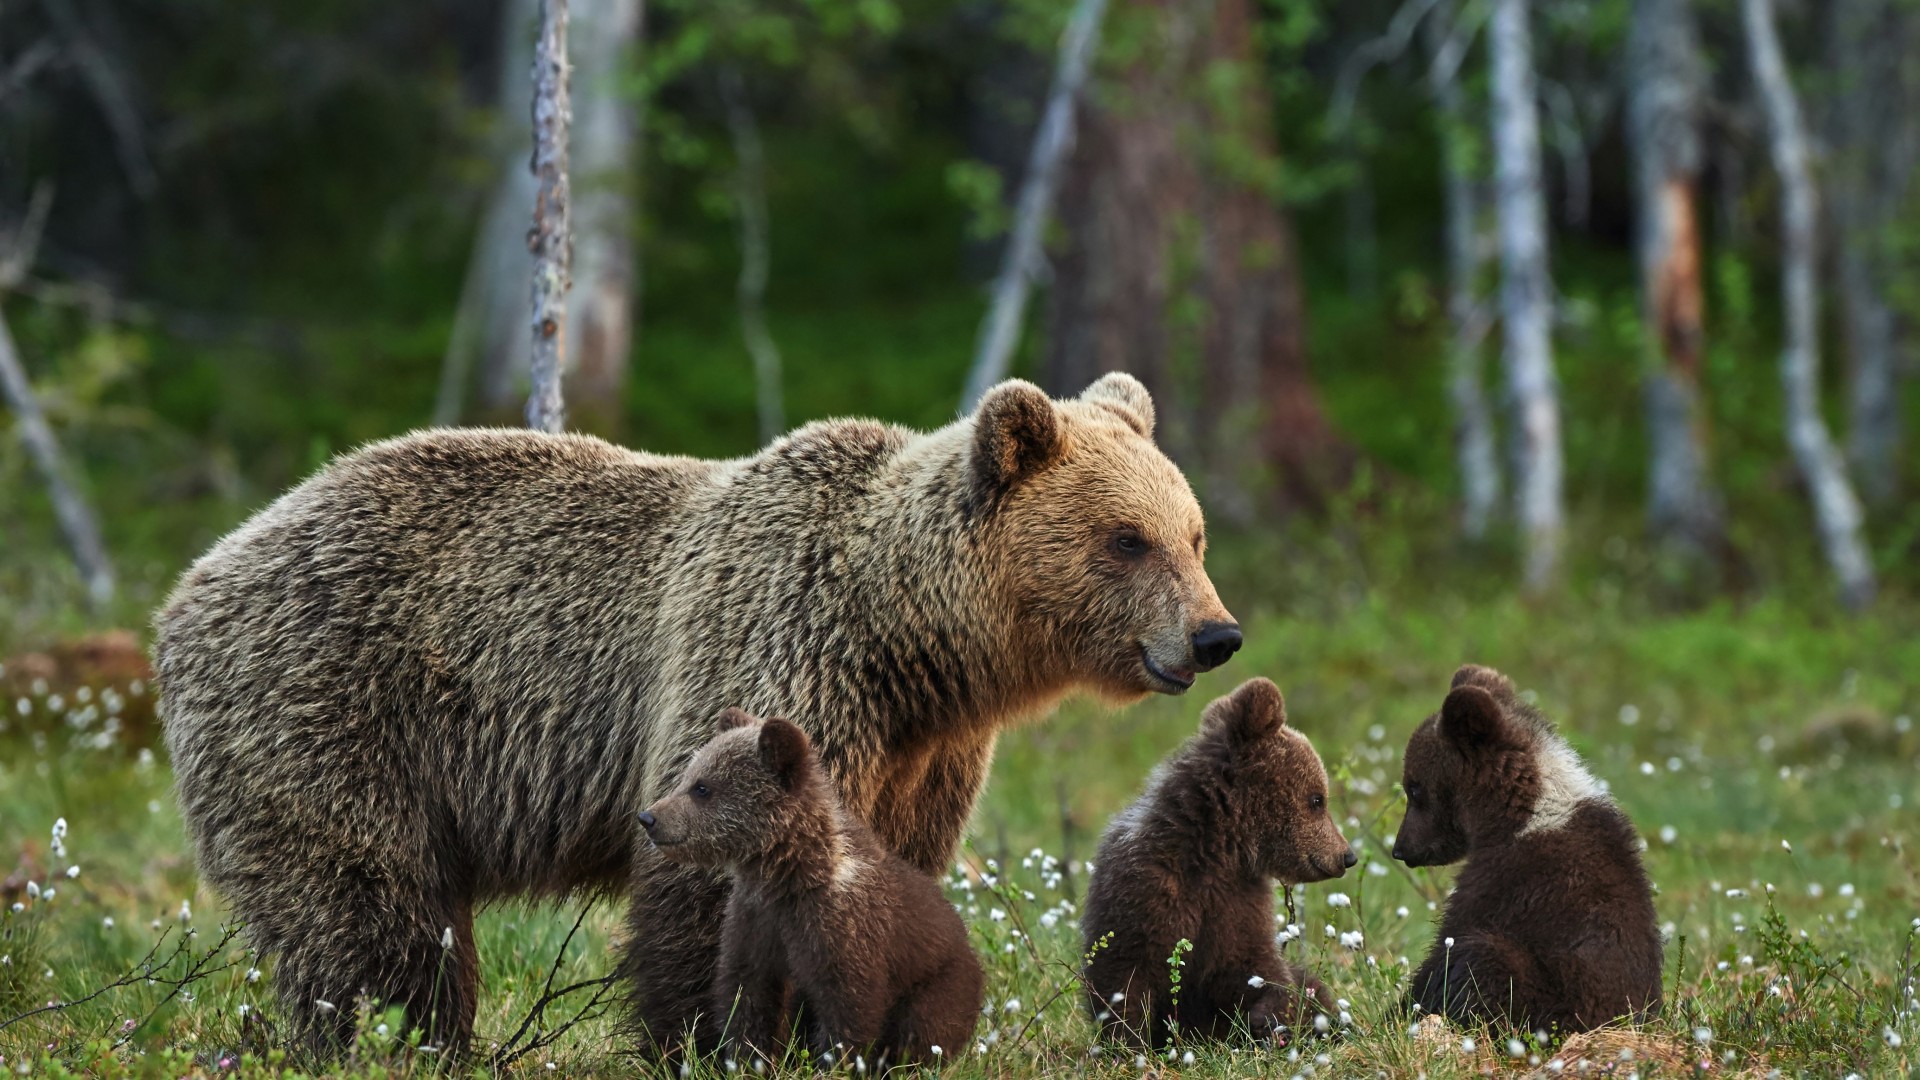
[757,717,813,790]
[1438,686,1511,753]
[1079,372,1155,438]
[716,706,757,733]
[1201,677,1287,744]
[1449,664,1517,700]
[973,380,1064,494]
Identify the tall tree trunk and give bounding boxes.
[1490,0,1564,591]
[1046,0,1350,518]
[526,0,571,434]
[1427,0,1501,540]
[1742,0,1876,609]
[438,0,540,426]
[719,66,784,445]
[1628,0,1723,558]
[561,0,643,436]
[1826,0,1914,506]
[0,312,114,608]
[961,0,1109,414]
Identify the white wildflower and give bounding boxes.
[1180,1051,1194,1065]
[179,900,193,923]
[1003,998,1021,1013]
[930,1045,943,1058]
[1395,905,1409,918]
[1508,1039,1526,1058]
[989,907,1007,922]
[65,866,79,880]
[441,926,454,950]
[1326,892,1351,908]
[1247,975,1266,988]
[1693,1027,1712,1045]
[1461,1037,1477,1053]
[24,882,38,901]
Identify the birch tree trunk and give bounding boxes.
[1490,0,1564,591]
[1427,0,1501,540]
[960,0,1108,415]
[1742,0,1876,609]
[1826,0,1915,506]
[719,66,784,445]
[526,0,571,434]
[1628,0,1723,557]
[561,0,643,435]
[0,312,114,607]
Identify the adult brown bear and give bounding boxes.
[153,375,1242,1054]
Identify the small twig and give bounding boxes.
[490,902,616,1069]
[0,41,61,102]
[1329,0,1446,135]
[0,927,182,1036]
[115,924,247,1047]
[37,0,157,198]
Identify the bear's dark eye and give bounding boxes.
[1308,793,1325,811]
[1404,781,1424,803]
[691,782,711,799]
[1111,529,1150,558]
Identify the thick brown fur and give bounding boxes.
[1082,678,1353,1049]
[642,709,982,1067]
[1393,664,1663,1033]
[152,374,1238,1054]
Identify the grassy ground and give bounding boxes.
[0,520,1916,1077]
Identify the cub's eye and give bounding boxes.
[1404,782,1424,802]
[691,782,711,799]
[1111,529,1150,558]
[1308,794,1325,811]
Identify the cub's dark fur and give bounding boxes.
[642,709,983,1066]
[1394,664,1663,1032]
[1082,678,1354,1048]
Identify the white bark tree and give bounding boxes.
[1826,0,1915,506]
[1742,0,1876,609]
[526,0,571,434]
[0,314,115,608]
[1426,0,1501,540]
[719,66,784,444]
[1490,0,1563,590]
[960,0,1108,414]
[1628,0,1723,557]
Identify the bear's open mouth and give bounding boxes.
[1140,647,1195,692]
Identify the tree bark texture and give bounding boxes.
[961,0,1108,415]
[0,311,115,607]
[1825,0,1915,506]
[1046,0,1350,518]
[1743,0,1876,609]
[1627,0,1724,556]
[1490,0,1564,591]
[561,0,643,436]
[526,0,571,435]
[1427,0,1501,540]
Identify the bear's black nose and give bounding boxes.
[1190,622,1243,671]
[1342,848,1358,869]
[638,811,657,831]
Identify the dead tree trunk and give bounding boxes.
[1826,0,1915,506]
[526,0,571,434]
[0,313,114,607]
[1742,0,1876,609]
[1047,0,1350,518]
[1628,0,1724,558]
[719,66,784,444]
[1490,0,1564,591]
[1426,0,1501,539]
[561,0,643,436]
[960,0,1108,415]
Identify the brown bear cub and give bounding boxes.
[1394,665,1662,1033]
[1082,678,1355,1049]
[641,708,983,1067]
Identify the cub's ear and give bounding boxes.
[974,380,1064,494]
[1449,664,1517,700]
[1079,372,1155,438]
[716,706,757,733]
[757,717,813,790]
[1439,686,1512,753]
[1201,677,1288,745]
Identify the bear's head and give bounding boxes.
[1195,678,1355,883]
[971,374,1239,701]
[1392,664,1604,867]
[640,707,822,867]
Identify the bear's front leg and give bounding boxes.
[866,731,996,874]
[620,849,733,1054]
[712,899,793,1065]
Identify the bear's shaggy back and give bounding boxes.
[153,375,1235,1052]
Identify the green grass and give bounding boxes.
[1,527,1916,1077]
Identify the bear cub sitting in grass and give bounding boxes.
[640,708,982,1067]
[1394,665,1662,1033]
[1083,677,1355,1048]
